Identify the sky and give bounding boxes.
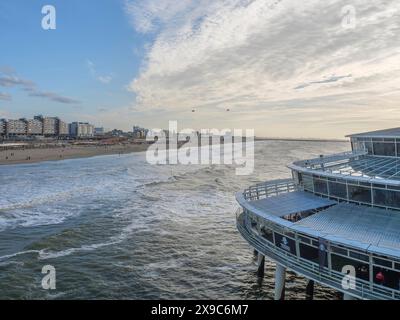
[1,0,400,138]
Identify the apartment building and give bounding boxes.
[26,118,43,135]
[58,119,69,136]
[6,119,27,136]
[0,119,6,136]
[69,122,95,138]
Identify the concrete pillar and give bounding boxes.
[343,293,357,300]
[257,253,265,278]
[274,264,286,300]
[305,280,314,300]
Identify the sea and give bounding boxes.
[0,140,348,299]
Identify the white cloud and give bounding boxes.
[87,60,113,84]
[125,0,400,138]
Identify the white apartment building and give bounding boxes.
[69,122,95,138]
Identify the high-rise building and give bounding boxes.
[6,119,27,136]
[0,119,6,136]
[57,119,69,136]
[25,118,43,135]
[34,115,58,136]
[69,122,95,138]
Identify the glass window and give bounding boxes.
[373,142,395,157]
[348,185,371,203]
[328,181,347,199]
[373,267,400,290]
[313,178,328,195]
[260,226,274,243]
[373,257,392,268]
[364,141,373,154]
[349,251,369,262]
[299,243,319,264]
[303,175,313,192]
[274,233,297,255]
[373,189,400,208]
[332,254,369,282]
[331,246,347,256]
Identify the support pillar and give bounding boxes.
[305,280,314,300]
[343,293,357,300]
[274,264,286,300]
[257,253,265,278]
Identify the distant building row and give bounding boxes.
[0,116,95,138]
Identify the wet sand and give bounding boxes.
[0,144,150,165]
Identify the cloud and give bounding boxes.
[0,69,80,104]
[124,0,400,137]
[0,74,35,90]
[0,92,11,101]
[28,91,80,104]
[294,74,353,90]
[87,60,113,84]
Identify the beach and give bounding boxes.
[0,143,150,165]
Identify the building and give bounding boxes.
[94,127,105,136]
[0,119,6,136]
[236,127,400,300]
[58,119,69,136]
[132,126,148,139]
[69,122,94,138]
[6,119,27,136]
[25,118,43,136]
[33,115,57,136]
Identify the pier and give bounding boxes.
[236,128,400,300]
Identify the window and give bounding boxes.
[349,251,369,262]
[373,257,393,268]
[364,141,373,155]
[331,246,348,256]
[373,267,400,290]
[313,178,328,195]
[299,243,319,263]
[373,142,395,157]
[274,233,297,255]
[348,185,371,203]
[260,226,274,243]
[328,181,347,199]
[332,254,369,281]
[373,189,400,208]
[303,175,313,192]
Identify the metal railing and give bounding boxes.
[243,179,299,201]
[291,150,367,169]
[237,212,398,300]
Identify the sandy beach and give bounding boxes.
[0,143,150,165]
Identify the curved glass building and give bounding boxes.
[236,128,400,300]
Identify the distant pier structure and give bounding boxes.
[236,127,400,300]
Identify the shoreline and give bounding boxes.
[0,144,150,166]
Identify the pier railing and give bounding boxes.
[236,212,398,300]
[291,150,367,169]
[243,179,299,201]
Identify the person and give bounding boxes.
[376,271,385,285]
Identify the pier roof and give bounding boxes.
[292,203,400,259]
[291,154,400,184]
[249,191,336,218]
[347,127,400,139]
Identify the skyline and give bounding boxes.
[1,0,400,139]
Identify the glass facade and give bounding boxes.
[297,171,400,210]
[351,137,399,157]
